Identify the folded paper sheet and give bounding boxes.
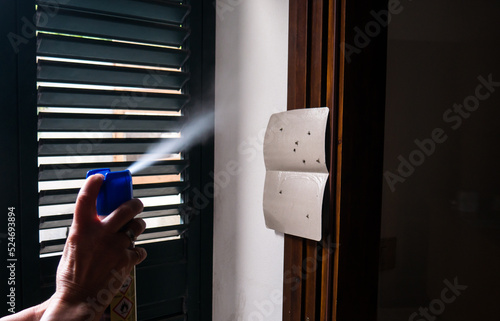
[263,107,329,241]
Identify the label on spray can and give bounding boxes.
[100,269,137,321]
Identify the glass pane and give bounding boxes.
[379,1,500,320]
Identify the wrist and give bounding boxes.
[0,299,50,321]
[40,294,103,321]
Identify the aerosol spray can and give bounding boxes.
[86,169,137,321]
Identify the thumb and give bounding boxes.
[73,174,104,227]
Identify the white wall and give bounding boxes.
[213,1,289,320]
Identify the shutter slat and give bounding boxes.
[40,204,185,229]
[38,87,189,111]
[39,240,64,254]
[138,300,185,321]
[39,182,188,205]
[39,214,73,229]
[38,138,172,156]
[137,264,187,318]
[40,255,60,288]
[36,5,189,47]
[37,33,189,68]
[39,224,186,254]
[138,204,188,219]
[38,60,190,90]
[134,182,189,198]
[39,160,188,181]
[40,239,186,287]
[137,224,186,242]
[140,239,185,265]
[39,240,186,276]
[38,0,190,25]
[38,188,88,206]
[38,113,183,132]
[135,239,187,319]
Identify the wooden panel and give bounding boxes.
[287,0,308,111]
[284,0,340,320]
[308,0,325,108]
[283,235,303,321]
[331,1,345,319]
[284,1,308,320]
[303,240,318,321]
[320,1,341,319]
[284,0,386,319]
[303,1,325,320]
[335,0,387,319]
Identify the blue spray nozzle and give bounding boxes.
[86,168,133,216]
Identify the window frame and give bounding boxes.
[0,0,215,319]
[282,0,388,320]
[0,0,40,310]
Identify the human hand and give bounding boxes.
[41,174,147,321]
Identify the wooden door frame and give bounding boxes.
[283,0,388,320]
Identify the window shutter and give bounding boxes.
[35,0,211,319]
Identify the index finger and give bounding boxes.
[101,198,144,233]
